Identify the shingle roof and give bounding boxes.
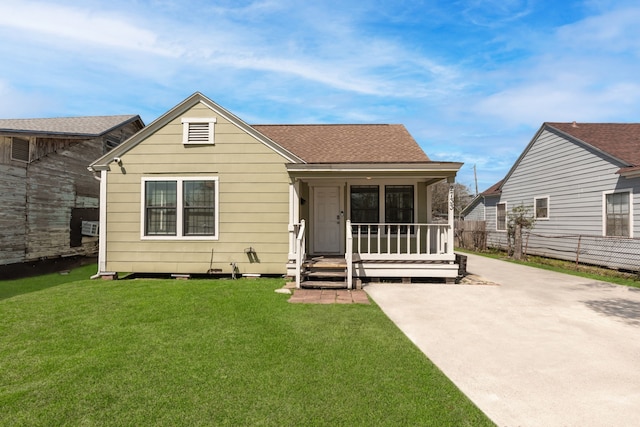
[253,124,430,163]
[480,179,503,196]
[547,122,640,168]
[0,115,141,137]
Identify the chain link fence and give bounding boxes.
[455,220,640,273]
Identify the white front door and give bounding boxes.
[313,186,341,254]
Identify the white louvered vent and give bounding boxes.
[182,118,216,144]
[11,137,30,162]
[188,123,210,142]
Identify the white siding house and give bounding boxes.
[462,122,640,271]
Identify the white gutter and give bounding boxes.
[88,167,108,279]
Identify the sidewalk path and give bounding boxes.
[366,253,640,427]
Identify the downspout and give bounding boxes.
[88,168,108,279]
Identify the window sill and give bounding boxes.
[141,235,219,241]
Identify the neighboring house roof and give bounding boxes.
[461,179,503,216]
[0,115,143,137]
[497,122,640,187]
[253,124,430,163]
[546,122,640,177]
[479,179,503,196]
[547,122,640,166]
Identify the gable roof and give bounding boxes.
[253,124,430,163]
[479,179,503,196]
[0,115,142,137]
[91,92,452,172]
[90,92,304,170]
[497,121,640,187]
[461,179,503,216]
[547,122,640,172]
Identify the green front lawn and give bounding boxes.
[0,269,493,426]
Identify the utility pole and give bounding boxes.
[473,164,479,196]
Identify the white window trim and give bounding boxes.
[534,196,550,220]
[496,202,507,232]
[602,189,633,238]
[141,176,219,241]
[181,117,216,145]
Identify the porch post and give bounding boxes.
[288,179,301,259]
[447,180,455,255]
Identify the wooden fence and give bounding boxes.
[454,220,486,250]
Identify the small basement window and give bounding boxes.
[182,118,216,144]
[11,137,30,162]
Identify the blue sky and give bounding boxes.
[1,0,639,191]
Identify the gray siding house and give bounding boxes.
[0,115,144,275]
[462,122,640,270]
[460,180,502,222]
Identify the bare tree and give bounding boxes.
[431,181,474,219]
[507,204,536,260]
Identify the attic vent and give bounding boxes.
[182,118,216,144]
[11,137,30,162]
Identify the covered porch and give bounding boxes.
[286,162,462,288]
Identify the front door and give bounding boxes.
[313,186,341,254]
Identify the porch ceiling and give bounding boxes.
[286,162,463,181]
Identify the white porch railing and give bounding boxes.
[346,220,353,289]
[350,222,453,260]
[290,220,453,287]
[294,220,306,289]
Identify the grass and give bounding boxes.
[458,248,640,288]
[0,267,493,426]
[0,263,99,300]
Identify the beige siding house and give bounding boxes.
[90,93,463,286]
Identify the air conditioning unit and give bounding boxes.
[81,221,100,237]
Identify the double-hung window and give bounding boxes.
[604,191,631,237]
[385,185,414,233]
[496,202,507,231]
[350,185,380,228]
[143,177,219,239]
[534,196,549,220]
[350,184,415,233]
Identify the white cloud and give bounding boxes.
[0,0,174,56]
[461,0,534,27]
[0,81,51,117]
[0,0,464,102]
[556,6,640,53]
[468,4,640,125]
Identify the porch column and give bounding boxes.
[288,179,301,259]
[447,180,455,254]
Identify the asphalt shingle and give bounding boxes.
[0,115,140,137]
[253,124,430,163]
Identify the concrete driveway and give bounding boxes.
[365,253,640,427]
